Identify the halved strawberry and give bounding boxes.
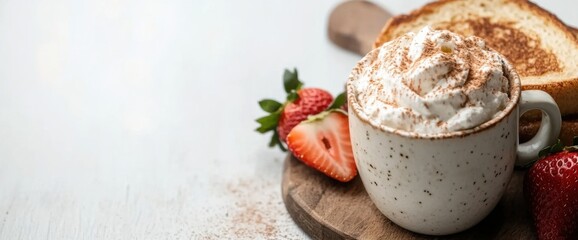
[286,110,357,182]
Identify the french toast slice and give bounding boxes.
[374,0,578,116]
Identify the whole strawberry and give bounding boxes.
[524,138,578,240]
[256,69,344,151]
[277,88,333,141]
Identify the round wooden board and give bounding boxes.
[281,155,536,239]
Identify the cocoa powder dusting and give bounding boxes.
[461,38,488,89]
[398,46,410,71]
[378,96,398,107]
[417,40,437,61]
[357,26,514,134]
[226,179,279,239]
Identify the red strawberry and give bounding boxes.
[256,68,346,151]
[286,110,357,182]
[524,138,578,240]
[277,88,333,141]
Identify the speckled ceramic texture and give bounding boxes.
[349,109,517,235]
[346,50,524,235]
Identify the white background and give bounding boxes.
[0,0,575,239]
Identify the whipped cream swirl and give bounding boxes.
[352,26,510,134]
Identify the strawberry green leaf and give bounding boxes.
[328,92,346,110]
[255,113,280,133]
[269,131,279,147]
[551,139,564,153]
[283,68,303,93]
[278,141,287,152]
[538,146,551,158]
[269,130,287,152]
[287,91,299,102]
[539,139,565,158]
[259,99,282,113]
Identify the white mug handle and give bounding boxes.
[517,90,562,166]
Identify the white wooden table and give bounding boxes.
[0,0,575,239]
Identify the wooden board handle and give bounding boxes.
[328,1,392,56]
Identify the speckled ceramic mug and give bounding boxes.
[347,58,561,235]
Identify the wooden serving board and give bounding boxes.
[281,155,536,239]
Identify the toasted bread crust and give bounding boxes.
[375,0,578,48]
[519,0,578,42]
[374,0,450,48]
[520,115,578,146]
[373,0,578,115]
[522,79,578,116]
[570,26,578,38]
